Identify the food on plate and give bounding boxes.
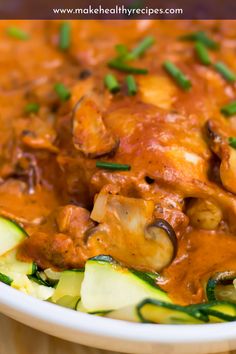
[1,19,236,324]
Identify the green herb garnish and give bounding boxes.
[228,137,236,149]
[214,61,236,83]
[96,161,131,171]
[126,75,137,95]
[163,60,192,91]
[104,74,120,93]
[25,103,40,114]
[195,41,211,66]
[108,59,148,74]
[179,31,219,50]
[54,83,71,101]
[59,22,71,51]
[128,36,155,60]
[115,44,129,58]
[221,101,236,117]
[6,26,29,40]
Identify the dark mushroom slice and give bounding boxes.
[206,120,236,194]
[206,271,236,302]
[87,192,178,271]
[145,218,177,266]
[72,97,119,158]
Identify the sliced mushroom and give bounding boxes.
[144,219,177,269]
[206,120,236,194]
[186,198,222,230]
[87,192,177,271]
[72,97,119,158]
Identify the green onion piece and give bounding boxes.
[54,83,71,101]
[96,161,131,171]
[221,101,236,117]
[179,31,219,50]
[104,74,120,93]
[163,60,192,91]
[6,26,29,40]
[228,137,236,149]
[195,41,211,66]
[25,103,40,114]
[128,36,155,60]
[108,59,148,74]
[126,75,137,95]
[115,44,129,57]
[214,62,236,83]
[59,22,71,51]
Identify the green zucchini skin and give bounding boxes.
[0,216,28,256]
[51,269,84,309]
[137,299,236,324]
[206,278,218,301]
[90,255,160,288]
[206,272,236,302]
[0,272,13,286]
[81,255,171,313]
[137,299,208,324]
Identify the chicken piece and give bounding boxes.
[138,75,177,109]
[73,97,119,158]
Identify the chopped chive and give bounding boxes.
[221,101,236,117]
[0,272,13,286]
[115,44,129,58]
[214,61,236,83]
[195,41,211,66]
[96,161,131,171]
[54,83,71,101]
[228,137,236,149]
[128,36,155,60]
[59,22,71,51]
[108,59,148,74]
[104,74,120,93]
[6,26,29,40]
[163,60,192,91]
[25,103,40,114]
[126,75,137,95]
[179,31,219,50]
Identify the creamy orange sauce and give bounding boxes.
[1,20,236,304]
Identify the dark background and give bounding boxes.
[0,0,236,19]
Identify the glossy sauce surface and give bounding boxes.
[1,20,236,304]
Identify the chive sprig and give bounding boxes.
[163,60,192,91]
[126,75,137,95]
[6,26,29,40]
[214,62,236,83]
[54,83,71,101]
[96,161,131,171]
[228,137,236,149]
[195,42,211,66]
[221,101,236,117]
[128,36,155,60]
[59,22,71,51]
[180,31,219,50]
[108,59,148,74]
[25,103,40,114]
[104,74,120,93]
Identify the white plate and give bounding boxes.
[0,282,236,354]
